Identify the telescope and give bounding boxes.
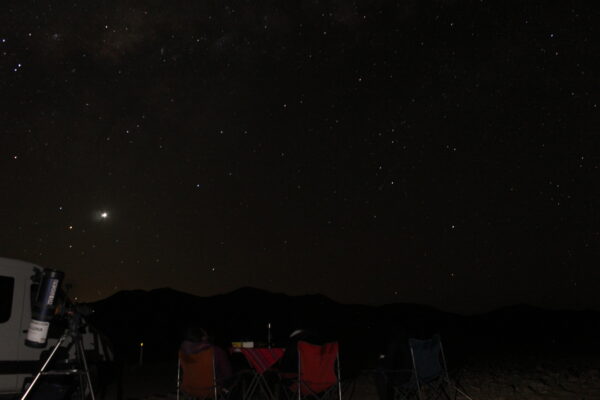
[20,268,97,400]
[25,269,65,348]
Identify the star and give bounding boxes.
[94,211,110,221]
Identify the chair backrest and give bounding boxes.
[408,335,446,383]
[179,348,216,399]
[296,341,339,395]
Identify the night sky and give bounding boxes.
[1,1,599,314]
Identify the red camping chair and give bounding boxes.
[287,341,342,400]
[177,348,220,400]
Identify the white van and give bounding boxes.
[0,257,113,399]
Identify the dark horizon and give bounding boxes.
[2,1,599,315]
[85,284,600,317]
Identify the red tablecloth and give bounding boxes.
[239,348,285,374]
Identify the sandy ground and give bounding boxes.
[117,354,600,400]
[457,354,600,400]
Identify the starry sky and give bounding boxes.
[1,0,599,314]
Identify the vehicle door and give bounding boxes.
[0,274,19,394]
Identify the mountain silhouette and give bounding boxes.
[87,287,600,370]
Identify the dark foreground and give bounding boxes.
[118,353,600,400]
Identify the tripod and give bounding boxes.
[20,312,96,400]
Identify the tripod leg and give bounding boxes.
[77,339,96,400]
[20,333,68,400]
[79,369,86,400]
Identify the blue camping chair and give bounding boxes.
[391,335,472,400]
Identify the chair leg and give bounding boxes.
[454,383,473,400]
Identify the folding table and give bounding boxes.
[235,347,285,400]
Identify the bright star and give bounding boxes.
[94,210,110,221]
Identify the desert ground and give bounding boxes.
[117,353,600,400]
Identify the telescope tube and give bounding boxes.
[25,269,65,348]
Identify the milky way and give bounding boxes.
[1,1,599,313]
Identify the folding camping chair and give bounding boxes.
[284,341,342,400]
[392,335,472,400]
[177,348,230,400]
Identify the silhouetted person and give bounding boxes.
[278,328,323,375]
[375,327,412,400]
[180,327,233,384]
